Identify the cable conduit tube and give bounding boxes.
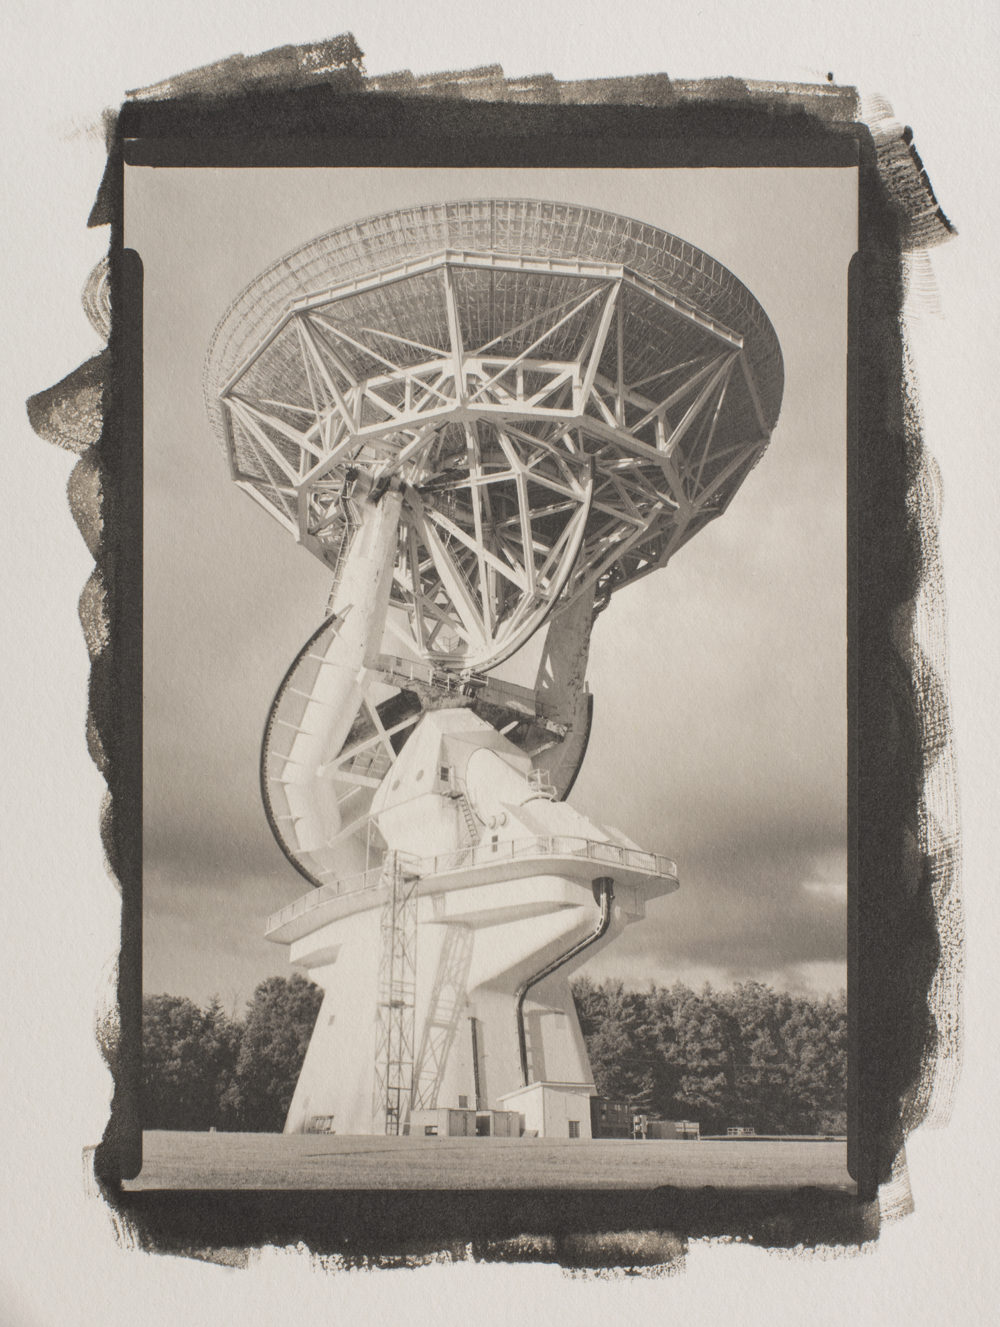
[515,876,614,1087]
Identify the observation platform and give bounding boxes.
[264,836,678,944]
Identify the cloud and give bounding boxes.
[143,861,303,1010]
[575,840,847,996]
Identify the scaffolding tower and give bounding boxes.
[372,851,420,1134]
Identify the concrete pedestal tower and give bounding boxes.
[204,199,783,1137]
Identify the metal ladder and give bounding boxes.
[443,765,480,846]
[324,515,358,612]
[456,792,480,846]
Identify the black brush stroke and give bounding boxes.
[26,46,959,1267]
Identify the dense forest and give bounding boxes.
[572,976,847,1136]
[141,974,846,1135]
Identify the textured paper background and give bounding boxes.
[2,2,997,1321]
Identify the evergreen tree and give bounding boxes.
[201,994,244,1130]
[141,994,234,1130]
[667,985,738,1131]
[783,991,848,1133]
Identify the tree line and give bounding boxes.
[142,975,322,1132]
[572,976,847,1136]
[142,974,846,1135]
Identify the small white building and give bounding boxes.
[497,1082,595,1139]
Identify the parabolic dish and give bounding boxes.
[205,198,784,671]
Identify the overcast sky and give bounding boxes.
[127,166,856,1012]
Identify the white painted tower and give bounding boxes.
[204,199,783,1136]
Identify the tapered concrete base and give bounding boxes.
[270,709,678,1137]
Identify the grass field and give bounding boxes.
[125,1131,854,1192]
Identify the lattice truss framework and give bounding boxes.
[410,923,475,1112]
[220,251,774,671]
[372,852,420,1136]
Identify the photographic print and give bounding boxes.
[7,1,988,1314]
[10,15,987,1315]
[125,165,855,1200]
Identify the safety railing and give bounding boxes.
[266,837,676,933]
[265,864,386,932]
[374,654,552,718]
[377,654,469,693]
[420,836,676,881]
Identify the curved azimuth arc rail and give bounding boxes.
[209,200,783,675]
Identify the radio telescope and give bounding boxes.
[205,199,783,1137]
